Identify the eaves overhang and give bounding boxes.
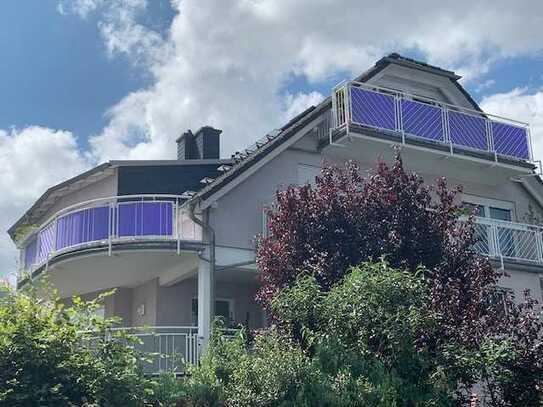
[7,163,113,240]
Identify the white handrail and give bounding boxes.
[332,81,533,162]
[348,81,529,127]
[473,217,543,265]
[474,216,542,231]
[18,194,203,275]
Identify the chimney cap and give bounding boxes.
[176,129,193,143]
[194,126,222,136]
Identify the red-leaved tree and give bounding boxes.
[256,154,542,404]
[257,155,498,331]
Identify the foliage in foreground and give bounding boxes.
[0,282,177,407]
[185,261,543,406]
[184,263,452,406]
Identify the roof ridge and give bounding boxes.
[378,52,461,80]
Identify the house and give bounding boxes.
[8,53,543,373]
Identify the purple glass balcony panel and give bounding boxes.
[24,237,38,268]
[350,87,396,131]
[448,110,488,151]
[56,206,110,250]
[491,121,530,160]
[36,222,55,264]
[117,201,173,238]
[401,99,444,142]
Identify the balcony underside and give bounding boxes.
[23,241,205,297]
[325,125,533,187]
[330,124,534,170]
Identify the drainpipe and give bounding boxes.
[188,198,215,348]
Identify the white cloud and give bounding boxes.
[480,88,543,162]
[58,0,543,163]
[57,0,104,18]
[0,127,90,276]
[282,91,325,123]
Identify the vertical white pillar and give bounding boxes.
[197,257,212,349]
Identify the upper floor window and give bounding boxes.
[462,195,514,222]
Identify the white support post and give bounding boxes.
[197,257,212,351]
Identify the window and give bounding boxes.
[192,298,234,326]
[462,195,514,221]
[463,195,515,257]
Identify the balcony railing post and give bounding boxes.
[488,224,497,258]
[395,95,405,144]
[527,125,534,162]
[174,199,181,255]
[345,82,352,130]
[492,224,505,269]
[108,201,115,256]
[442,107,453,155]
[485,119,497,162]
[52,216,58,256]
[536,230,543,264]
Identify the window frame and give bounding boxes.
[191,297,235,325]
[462,194,516,221]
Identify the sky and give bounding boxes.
[1,0,543,278]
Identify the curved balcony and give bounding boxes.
[19,194,202,277]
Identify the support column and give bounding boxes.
[197,257,212,350]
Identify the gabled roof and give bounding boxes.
[195,102,329,204]
[190,53,483,206]
[378,53,461,80]
[356,53,482,112]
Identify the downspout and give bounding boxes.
[188,198,215,339]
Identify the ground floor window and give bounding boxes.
[191,298,234,326]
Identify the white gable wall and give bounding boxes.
[366,63,477,110]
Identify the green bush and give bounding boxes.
[185,262,457,406]
[0,281,155,406]
[272,262,455,406]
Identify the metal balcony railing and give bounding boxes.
[18,195,202,276]
[473,217,543,266]
[85,326,240,375]
[82,326,199,375]
[332,82,533,162]
[110,326,199,375]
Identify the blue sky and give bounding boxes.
[1,0,543,278]
[0,1,173,149]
